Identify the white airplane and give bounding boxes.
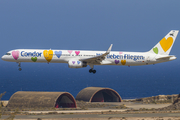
[1,30,179,73]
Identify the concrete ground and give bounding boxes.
[0,102,177,120]
[1,112,180,120]
[89,102,172,109]
[17,102,172,114]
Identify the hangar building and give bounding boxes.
[7,91,76,108]
[76,87,122,102]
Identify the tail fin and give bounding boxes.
[149,30,179,55]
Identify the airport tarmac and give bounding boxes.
[1,102,177,119]
[21,102,172,114]
[88,102,172,110]
[1,112,180,120]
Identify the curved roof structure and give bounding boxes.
[7,91,76,108]
[76,87,122,102]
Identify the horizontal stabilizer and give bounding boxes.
[156,55,176,60]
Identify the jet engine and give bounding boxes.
[68,60,87,68]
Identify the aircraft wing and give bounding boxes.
[79,44,113,64]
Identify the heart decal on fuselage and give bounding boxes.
[55,51,62,58]
[43,50,53,62]
[31,57,37,62]
[121,60,126,65]
[115,60,119,64]
[68,50,73,54]
[12,51,19,60]
[75,51,80,55]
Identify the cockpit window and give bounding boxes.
[6,53,11,55]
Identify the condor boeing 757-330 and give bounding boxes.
[1,30,179,73]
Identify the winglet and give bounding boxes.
[107,44,113,54]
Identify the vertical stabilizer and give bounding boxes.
[149,30,179,55]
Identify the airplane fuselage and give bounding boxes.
[1,30,178,73]
[1,49,175,66]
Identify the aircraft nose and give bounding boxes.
[1,55,5,61]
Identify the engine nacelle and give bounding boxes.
[68,60,87,68]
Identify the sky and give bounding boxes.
[0,0,180,100]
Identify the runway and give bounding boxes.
[1,112,180,119]
[0,102,178,119]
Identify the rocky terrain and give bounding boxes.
[128,94,178,104]
[159,94,180,110]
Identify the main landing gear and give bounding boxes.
[89,64,96,74]
[18,62,22,71]
[89,69,96,74]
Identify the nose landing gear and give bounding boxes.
[18,62,22,71]
[18,68,22,71]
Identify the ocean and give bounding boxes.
[0,60,180,100]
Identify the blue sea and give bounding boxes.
[0,61,180,100]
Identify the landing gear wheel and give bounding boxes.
[89,69,93,73]
[18,68,22,71]
[93,70,96,74]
